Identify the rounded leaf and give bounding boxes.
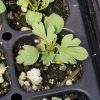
[61,34,81,47]
[67,47,89,61]
[0,0,6,14]
[25,10,42,25]
[44,13,64,34]
[16,45,39,65]
[17,0,29,7]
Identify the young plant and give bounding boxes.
[0,0,6,14]
[17,0,54,12]
[16,13,88,66]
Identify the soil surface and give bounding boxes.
[5,0,69,31]
[41,93,88,100]
[0,51,10,96]
[13,34,82,92]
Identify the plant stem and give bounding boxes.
[58,67,81,86]
[29,0,34,10]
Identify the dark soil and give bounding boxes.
[0,51,10,96]
[41,93,89,100]
[13,34,82,92]
[5,0,69,31]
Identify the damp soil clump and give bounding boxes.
[5,0,69,31]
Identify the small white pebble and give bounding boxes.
[17,22,19,25]
[19,72,26,80]
[65,97,71,100]
[34,39,40,43]
[51,79,54,84]
[68,70,72,75]
[21,27,30,31]
[32,85,38,90]
[69,71,72,75]
[0,64,7,74]
[43,98,48,100]
[1,56,5,59]
[21,6,27,12]
[49,79,54,84]
[0,74,4,83]
[66,79,72,85]
[44,86,50,89]
[19,79,24,86]
[24,81,30,87]
[59,64,66,71]
[72,78,75,81]
[73,65,76,67]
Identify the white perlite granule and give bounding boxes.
[27,68,42,85]
[21,7,27,12]
[0,64,7,83]
[0,74,4,83]
[19,68,42,90]
[66,79,72,85]
[21,27,30,31]
[42,98,48,100]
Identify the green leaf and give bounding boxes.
[32,22,46,40]
[61,34,81,47]
[44,13,64,34]
[41,51,55,66]
[59,34,89,64]
[16,45,39,65]
[66,47,89,61]
[17,0,29,7]
[26,10,42,25]
[32,1,41,11]
[50,0,55,3]
[60,47,77,64]
[52,97,62,100]
[46,26,57,45]
[0,0,6,14]
[55,54,63,64]
[40,0,50,10]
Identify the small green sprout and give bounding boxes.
[16,13,88,66]
[17,0,55,11]
[0,0,6,14]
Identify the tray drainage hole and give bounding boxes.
[2,32,12,40]
[11,93,22,100]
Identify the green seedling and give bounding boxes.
[17,0,54,11]
[16,13,88,66]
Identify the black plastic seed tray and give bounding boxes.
[79,0,100,87]
[0,0,100,100]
